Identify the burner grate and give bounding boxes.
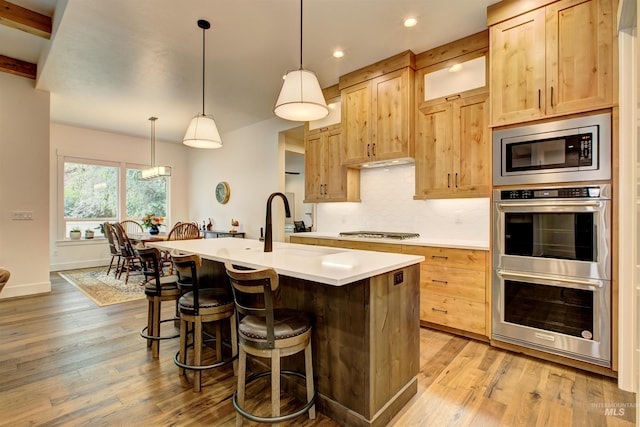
[339,231,420,240]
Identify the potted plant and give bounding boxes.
[69,228,81,240]
[84,229,94,239]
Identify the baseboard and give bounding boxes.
[0,280,51,299]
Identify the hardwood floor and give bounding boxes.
[0,273,635,426]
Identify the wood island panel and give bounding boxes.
[200,258,420,427]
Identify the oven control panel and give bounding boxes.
[500,186,601,200]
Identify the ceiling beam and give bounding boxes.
[0,0,52,39]
[0,54,36,79]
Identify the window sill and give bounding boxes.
[56,238,108,246]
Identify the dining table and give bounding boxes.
[126,232,167,246]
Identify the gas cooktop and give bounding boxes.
[339,231,420,240]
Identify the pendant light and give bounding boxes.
[183,19,223,149]
[142,117,172,179]
[274,0,328,122]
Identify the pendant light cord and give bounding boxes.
[202,25,206,115]
[299,0,303,69]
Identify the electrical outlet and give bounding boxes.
[393,271,404,285]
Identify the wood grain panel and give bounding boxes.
[401,245,486,270]
[339,50,415,90]
[415,30,488,70]
[490,7,546,125]
[421,264,485,302]
[545,0,614,115]
[453,93,490,195]
[421,293,486,335]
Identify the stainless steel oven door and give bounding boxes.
[492,269,611,367]
[493,198,611,280]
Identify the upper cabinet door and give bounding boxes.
[545,0,614,115]
[452,93,490,195]
[490,8,546,126]
[341,80,372,165]
[371,67,415,162]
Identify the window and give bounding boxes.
[60,157,169,239]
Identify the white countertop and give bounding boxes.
[148,238,424,287]
[292,232,490,251]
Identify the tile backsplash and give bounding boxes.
[315,164,490,245]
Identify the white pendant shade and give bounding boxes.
[183,114,223,149]
[274,69,329,122]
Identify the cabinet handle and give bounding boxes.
[372,143,376,156]
[550,86,554,107]
[431,279,448,285]
[367,143,370,157]
[447,173,451,188]
[431,307,448,314]
[431,255,449,260]
[319,184,324,195]
[323,184,328,194]
[538,89,541,109]
[445,94,461,102]
[319,127,329,132]
[455,173,458,188]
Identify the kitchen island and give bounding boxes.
[148,238,424,427]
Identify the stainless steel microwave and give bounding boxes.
[492,112,611,186]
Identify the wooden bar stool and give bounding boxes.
[172,254,238,392]
[136,247,180,358]
[224,261,316,426]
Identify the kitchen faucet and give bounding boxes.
[264,192,291,252]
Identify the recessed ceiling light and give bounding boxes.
[333,50,344,58]
[403,18,417,28]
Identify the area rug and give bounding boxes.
[58,267,145,307]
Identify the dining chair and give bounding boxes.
[103,222,122,277]
[120,219,144,234]
[224,261,316,425]
[112,222,143,284]
[167,222,201,240]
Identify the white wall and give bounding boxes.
[316,164,490,245]
[49,123,190,271]
[0,73,51,298]
[188,117,296,242]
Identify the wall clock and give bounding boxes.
[215,181,230,204]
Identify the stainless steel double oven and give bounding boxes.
[491,113,612,367]
[492,185,611,366]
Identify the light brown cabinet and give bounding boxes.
[415,92,490,198]
[402,245,487,337]
[341,66,415,166]
[289,235,489,338]
[489,0,615,126]
[304,125,360,203]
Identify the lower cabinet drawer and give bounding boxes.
[421,292,485,335]
[421,265,485,302]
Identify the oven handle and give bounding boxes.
[496,201,603,209]
[496,269,604,290]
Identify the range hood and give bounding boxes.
[358,157,414,169]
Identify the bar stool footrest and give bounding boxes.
[233,370,317,424]
[140,317,180,341]
[173,337,238,371]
